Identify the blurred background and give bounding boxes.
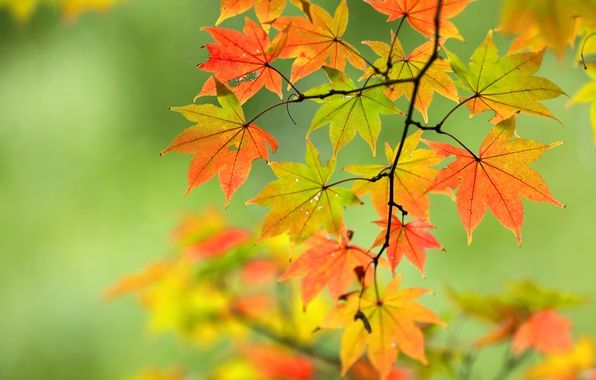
[0,1,594,379]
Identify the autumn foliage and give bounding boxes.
[110,0,596,379]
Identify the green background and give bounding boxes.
[0,1,594,379]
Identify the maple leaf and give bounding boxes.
[184,228,251,261]
[320,275,445,379]
[244,345,314,380]
[447,282,581,349]
[374,216,443,275]
[571,65,596,144]
[162,80,278,205]
[512,309,573,355]
[363,37,458,122]
[247,141,361,241]
[198,18,288,103]
[217,0,287,29]
[426,117,563,244]
[345,130,442,220]
[499,0,596,58]
[241,259,279,285]
[273,0,366,83]
[306,67,400,157]
[104,261,172,300]
[279,229,372,307]
[364,0,470,40]
[448,31,565,124]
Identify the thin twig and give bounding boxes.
[386,17,407,75]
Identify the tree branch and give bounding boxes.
[369,0,445,303]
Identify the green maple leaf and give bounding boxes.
[306,67,400,157]
[247,141,361,241]
[448,30,564,124]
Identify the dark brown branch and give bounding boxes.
[409,95,480,159]
[370,0,444,303]
[326,172,390,188]
[245,77,415,125]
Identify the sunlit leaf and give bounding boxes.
[345,130,441,220]
[163,80,278,204]
[427,117,563,244]
[363,37,458,121]
[321,275,445,379]
[247,141,361,241]
[273,0,366,83]
[198,18,288,103]
[364,0,470,40]
[448,31,564,124]
[307,67,400,157]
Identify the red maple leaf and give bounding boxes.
[198,18,287,103]
[512,309,573,355]
[280,229,372,306]
[365,0,470,40]
[374,216,443,275]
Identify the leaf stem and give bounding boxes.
[436,95,477,128]
[339,40,384,76]
[326,172,389,188]
[268,63,304,96]
[385,17,406,75]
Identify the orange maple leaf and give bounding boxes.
[374,217,443,275]
[103,261,171,300]
[426,117,563,244]
[273,0,365,83]
[345,130,442,220]
[163,80,278,204]
[184,228,251,261]
[321,275,445,379]
[244,345,314,380]
[280,229,372,307]
[363,37,458,121]
[217,0,287,28]
[364,0,470,40]
[198,18,287,103]
[512,309,573,355]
